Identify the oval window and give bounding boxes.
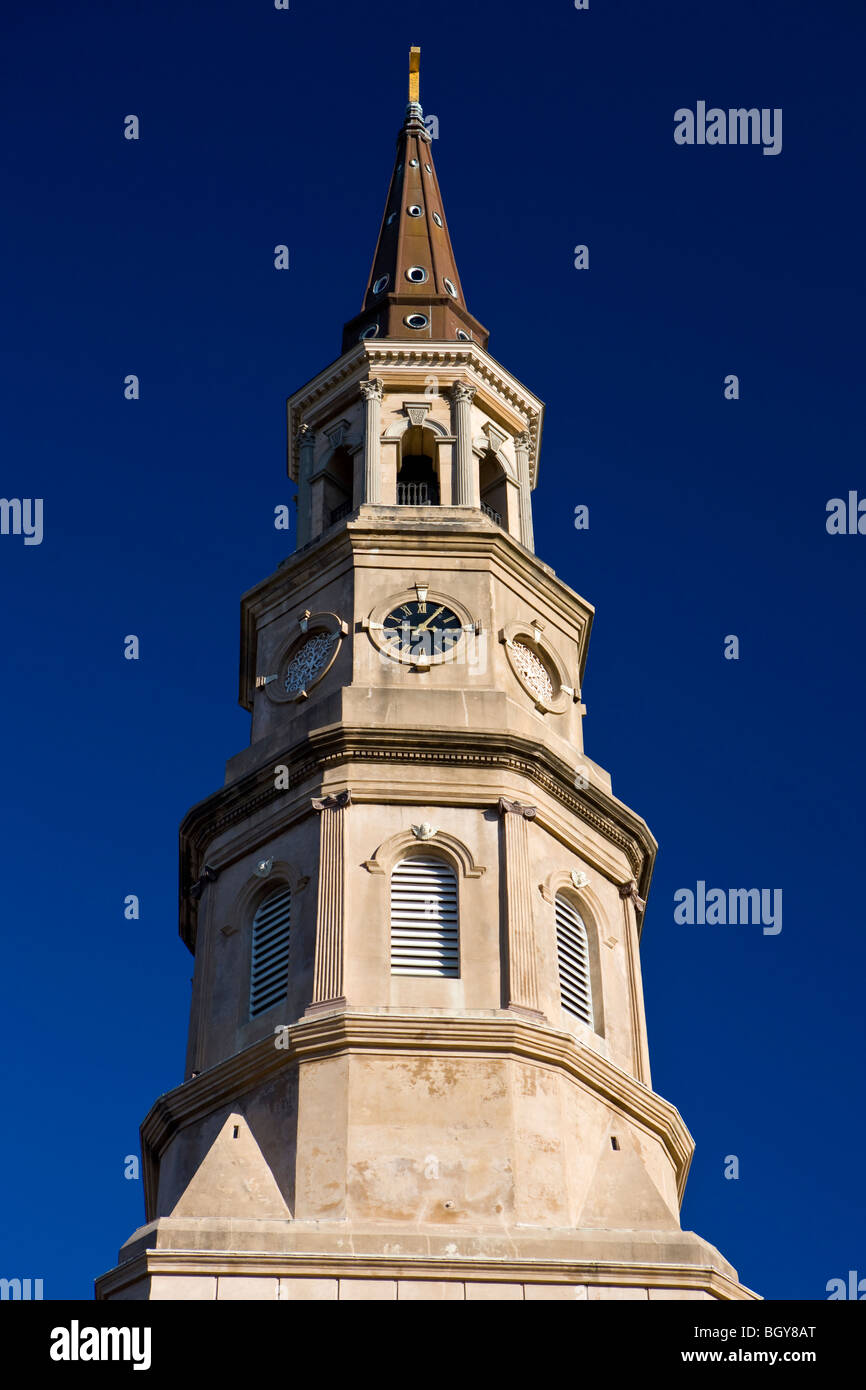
[405,313,429,329]
[432,212,443,227]
[407,205,423,218]
[443,277,458,297]
[360,323,379,339]
[372,273,390,294]
[406,266,428,283]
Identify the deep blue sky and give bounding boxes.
[1,0,863,1301]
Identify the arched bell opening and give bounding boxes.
[479,450,508,526]
[397,425,440,506]
[325,446,354,525]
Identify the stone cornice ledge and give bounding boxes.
[96,1250,757,1302]
[140,1012,694,1219]
[178,725,657,952]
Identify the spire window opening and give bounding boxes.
[555,894,594,1029]
[407,205,423,218]
[479,451,508,527]
[373,274,390,294]
[390,856,459,977]
[404,313,429,330]
[406,266,428,283]
[432,212,442,227]
[360,323,379,340]
[443,277,458,297]
[325,446,354,525]
[249,887,292,1019]
[397,426,439,506]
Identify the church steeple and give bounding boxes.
[341,47,489,353]
[98,53,757,1307]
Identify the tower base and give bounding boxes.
[96,1219,758,1301]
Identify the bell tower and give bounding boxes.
[97,53,757,1303]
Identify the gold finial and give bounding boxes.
[409,46,420,105]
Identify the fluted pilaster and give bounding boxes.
[359,379,384,504]
[295,425,317,547]
[514,430,535,552]
[310,790,351,1007]
[498,797,543,1017]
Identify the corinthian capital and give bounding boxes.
[312,789,353,812]
[295,422,316,449]
[449,382,477,405]
[359,378,384,403]
[498,797,537,821]
[514,429,532,453]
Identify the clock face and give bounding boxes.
[381,600,464,659]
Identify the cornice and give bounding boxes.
[139,1010,692,1220]
[177,724,656,952]
[96,1249,758,1302]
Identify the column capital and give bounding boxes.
[312,789,352,812]
[295,422,316,447]
[514,429,532,453]
[449,381,477,404]
[498,797,537,821]
[359,377,384,402]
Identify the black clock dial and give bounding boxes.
[382,600,464,657]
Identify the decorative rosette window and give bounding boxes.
[499,620,579,715]
[264,611,348,704]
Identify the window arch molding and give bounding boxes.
[381,414,453,442]
[540,869,606,1037]
[363,829,485,880]
[471,433,516,480]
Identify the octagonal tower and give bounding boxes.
[97,53,757,1303]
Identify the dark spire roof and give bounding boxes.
[341,49,489,354]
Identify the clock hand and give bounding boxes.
[412,605,445,635]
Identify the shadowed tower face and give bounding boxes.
[97,52,757,1304]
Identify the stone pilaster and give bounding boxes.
[514,430,535,552]
[498,798,543,1018]
[295,425,316,547]
[449,382,478,507]
[359,379,384,504]
[309,790,352,1009]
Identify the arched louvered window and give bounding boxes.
[249,886,292,1018]
[555,894,593,1027]
[390,855,459,977]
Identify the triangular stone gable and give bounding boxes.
[170,1113,291,1220]
[578,1128,679,1231]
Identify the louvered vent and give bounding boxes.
[555,894,593,1027]
[390,856,459,977]
[249,886,291,1018]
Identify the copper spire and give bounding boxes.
[341,48,489,353]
